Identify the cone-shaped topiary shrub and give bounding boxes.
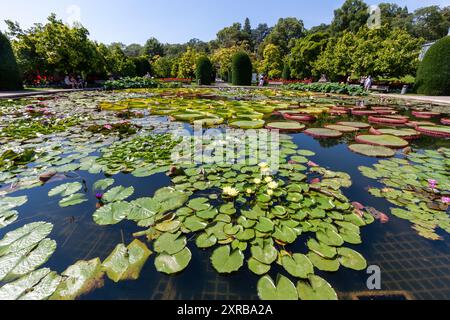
[232,52,252,86]
[282,63,291,80]
[0,32,22,90]
[415,36,450,96]
[195,56,213,85]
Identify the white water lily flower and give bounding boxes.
[253,178,262,185]
[267,189,274,196]
[258,162,269,168]
[268,181,279,189]
[264,177,273,183]
[246,188,254,194]
[260,166,271,174]
[223,186,239,198]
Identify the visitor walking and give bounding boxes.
[364,76,372,91]
[259,75,265,87]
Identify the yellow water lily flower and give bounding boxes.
[246,188,254,195]
[264,177,273,183]
[267,190,274,196]
[258,162,269,168]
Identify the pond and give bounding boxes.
[0,88,449,300]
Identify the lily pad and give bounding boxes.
[257,274,298,300]
[211,245,244,274]
[324,124,359,133]
[154,247,192,275]
[349,144,396,158]
[93,202,131,225]
[337,247,367,271]
[59,193,88,208]
[50,258,105,300]
[337,121,371,129]
[0,222,53,256]
[103,186,134,203]
[48,182,82,197]
[0,268,61,300]
[266,122,306,132]
[355,135,409,148]
[154,232,187,255]
[229,120,265,129]
[297,275,338,300]
[102,239,152,282]
[304,128,343,138]
[281,254,314,279]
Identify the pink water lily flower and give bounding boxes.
[428,179,438,189]
[104,124,113,130]
[442,197,450,204]
[307,161,319,167]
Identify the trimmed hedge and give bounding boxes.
[0,32,22,90]
[415,36,450,96]
[232,52,252,86]
[104,77,182,90]
[195,56,213,85]
[282,63,291,80]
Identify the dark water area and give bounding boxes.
[2,125,449,300]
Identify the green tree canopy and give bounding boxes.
[331,0,369,34]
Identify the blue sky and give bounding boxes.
[0,0,448,44]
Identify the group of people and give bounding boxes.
[64,75,86,89]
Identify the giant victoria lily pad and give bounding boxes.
[337,121,371,129]
[348,144,396,158]
[416,125,450,138]
[324,124,359,133]
[265,122,306,132]
[304,128,343,138]
[229,120,265,129]
[355,135,409,148]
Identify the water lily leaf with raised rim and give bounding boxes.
[297,275,338,300]
[257,274,298,300]
[102,239,152,282]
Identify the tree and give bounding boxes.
[132,56,151,76]
[416,36,450,95]
[124,44,143,57]
[259,44,283,79]
[252,23,271,53]
[152,56,177,78]
[177,47,200,78]
[6,14,101,79]
[195,56,213,85]
[289,32,329,79]
[379,3,412,31]
[216,23,250,48]
[0,31,22,90]
[99,43,136,77]
[142,37,164,58]
[232,52,252,85]
[330,0,369,34]
[314,26,423,80]
[263,18,305,55]
[412,6,450,41]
